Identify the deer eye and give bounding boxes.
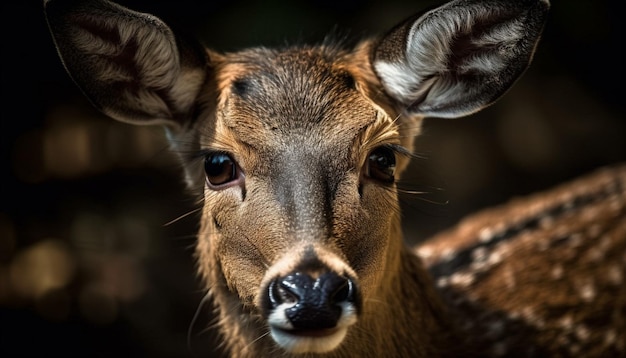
[204,152,240,187]
[364,146,396,184]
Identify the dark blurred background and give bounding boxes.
[1,0,624,357]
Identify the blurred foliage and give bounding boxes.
[1,0,624,357]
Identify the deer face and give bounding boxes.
[195,48,406,353]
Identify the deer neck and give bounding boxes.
[357,243,460,357]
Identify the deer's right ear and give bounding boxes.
[44,0,209,129]
[372,0,549,119]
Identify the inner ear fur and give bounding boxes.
[372,0,550,119]
[44,0,210,129]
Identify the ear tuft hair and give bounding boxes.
[45,0,209,128]
[373,0,550,118]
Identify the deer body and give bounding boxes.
[44,0,625,356]
[421,164,626,356]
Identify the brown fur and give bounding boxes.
[418,164,626,356]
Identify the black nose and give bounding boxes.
[266,272,357,330]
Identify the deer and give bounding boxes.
[44,0,626,356]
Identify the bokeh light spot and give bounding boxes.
[8,239,76,300]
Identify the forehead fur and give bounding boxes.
[213,45,382,151]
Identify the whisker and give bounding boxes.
[187,291,213,353]
[243,330,272,352]
[163,207,203,227]
[398,188,449,206]
[397,189,428,195]
[194,321,221,337]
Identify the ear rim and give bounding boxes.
[44,0,210,130]
[371,0,550,119]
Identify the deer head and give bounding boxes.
[44,0,549,355]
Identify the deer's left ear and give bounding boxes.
[373,0,550,118]
[44,0,209,129]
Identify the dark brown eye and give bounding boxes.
[204,152,239,187]
[365,146,396,184]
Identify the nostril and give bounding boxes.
[330,277,351,304]
[268,278,299,307]
[320,273,351,304]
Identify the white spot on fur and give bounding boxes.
[575,324,590,341]
[557,315,574,330]
[607,265,623,285]
[579,281,596,302]
[437,276,450,288]
[441,248,457,261]
[479,227,494,242]
[550,265,564,280]
[416,246,433,259]
[487,250,504,265]
[471,246,488,262]
[449,272,475,287]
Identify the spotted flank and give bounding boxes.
[417,165,626,355]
